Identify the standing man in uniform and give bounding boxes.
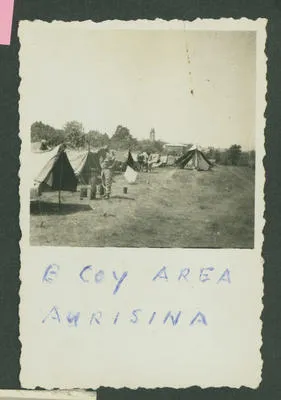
[99,146,116,199]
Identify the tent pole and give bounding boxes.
[58,152,64,211]
[58,189,61,210]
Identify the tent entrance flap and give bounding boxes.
[67,150,102,185]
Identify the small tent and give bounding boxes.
[175,145,213,171]
[167,155,176,166]
[160,155,168,166]
[158,155,176,167]
[31,140,50,152]
[148,153,162,168]
[126,150,139,171]
[67,149,102,184]
[31,144,77,196]
[124,151,139,183]
[114,150,139,172]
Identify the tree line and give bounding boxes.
[31,121,164,154]
[205,145,255,168]
[31,121,255,167]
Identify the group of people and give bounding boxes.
[137,151,159,172]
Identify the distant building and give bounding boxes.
[149,128,155,142]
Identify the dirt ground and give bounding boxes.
[30,166,255,248]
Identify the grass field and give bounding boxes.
[30,166,255,248]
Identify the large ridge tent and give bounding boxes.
[68,148,139,178]
[175,145,213,171]
[67,149,102,184]
[31,144,78,197]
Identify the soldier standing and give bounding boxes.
[99,147,115,199]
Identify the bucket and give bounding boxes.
[80,187,88,199]
[123,187,128,194]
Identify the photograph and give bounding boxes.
[20,21,256,248]
[18,19,266,391]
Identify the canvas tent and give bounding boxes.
[175,145,213,171]
[148,153,162,168]
[123,151,139,183]
[127,150,139,171]
[31,145,77,197]
[67,149,102,184]
[160,155,168,166]
[167,155,176,166]
[114,150,139,172]
[31,140,50,152]
[158,155,176,167]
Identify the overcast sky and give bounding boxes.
[19,22,256,150]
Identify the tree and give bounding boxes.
[110,125,136,150]
[206,146,215,159]
[219,150,230,165]
[237,150,256,168]
[86,130,110,149]
[227,144,242,165]
[47,129,67,147]
[30,121,66,146]
[136,139,165,154]
[31,121,46,142]
[214,149,221,164]
[64,121,85,148]
[248,150,255,169]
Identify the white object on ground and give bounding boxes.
[124,165,138,184]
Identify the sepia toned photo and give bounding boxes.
[18,19,266,390]
[22,22,256,248]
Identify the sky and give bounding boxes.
[19,22,256,150]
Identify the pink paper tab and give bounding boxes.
[0,0,14,45]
